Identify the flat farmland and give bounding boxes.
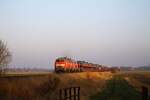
[0,72,112,100]
[1,71,53,77]
[118,71,150,92]
[1,71,150,100]
[91,71,150,100]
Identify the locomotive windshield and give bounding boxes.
[56,59,64,62]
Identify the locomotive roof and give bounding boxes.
[57,57,75,61]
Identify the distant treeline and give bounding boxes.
[3,68,53,72]
[120,66,150,71]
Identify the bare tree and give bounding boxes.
[0,40,11,74]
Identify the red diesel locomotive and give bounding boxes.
[55,57,102,72]
[55,57,120,73]
[55,57,80,72]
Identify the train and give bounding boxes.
[55,57,120,73]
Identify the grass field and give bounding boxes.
[91,75,141,100]
[1,71,53,76]
[0,72,112,100]
[90,71,150,100]
[0,71,150,100]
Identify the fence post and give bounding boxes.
[59,89,62,100]
[73,87,76,100]
[64,88,67,100]
[69,87,72,100]
[59,87,80,100]
[142,86,148,100]
[77,87,80,100]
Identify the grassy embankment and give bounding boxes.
[91,71,150,100]
[0,72,112,100]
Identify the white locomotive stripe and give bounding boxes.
[56,64,65,66]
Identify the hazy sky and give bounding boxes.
[0,0,150,68]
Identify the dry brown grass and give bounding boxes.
[57,72,112,100]
[0,74,60,100]
[0,72,113,100]
[117,71,150,93]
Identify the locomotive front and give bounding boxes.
[55,58,66,72]
[55,57,79,72]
